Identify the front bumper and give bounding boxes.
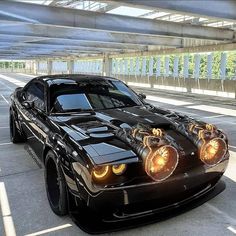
[70,179,226,234]
[72,157,228,221]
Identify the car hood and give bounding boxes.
[50,106,196,165]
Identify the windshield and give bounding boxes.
[50,79,142,113]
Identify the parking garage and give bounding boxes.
[0,1,236,235]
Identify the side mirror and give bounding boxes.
[22,101,34,109]
[138,93,146,100]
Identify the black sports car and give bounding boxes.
[10,74,229,224]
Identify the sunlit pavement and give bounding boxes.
[0,73,236,236]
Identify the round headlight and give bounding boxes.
[92,166,110,180]
[200,138,227,166]
[145,145,179,182]
[112,164,127,175]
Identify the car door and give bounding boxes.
[20,80,48,158]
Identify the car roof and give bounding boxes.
[35,74,120,86]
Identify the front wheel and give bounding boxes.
[9,109,25,143]
[45,151,68,216]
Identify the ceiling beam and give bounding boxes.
[0,24,183,47]
[109,42,236,58]
[0,39,147,51]
[0,1,233,41]
[97,0,236,22]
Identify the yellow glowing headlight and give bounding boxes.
[145,145,179,182]
[92,166,110,180]
[200,138,227,166]
[112,164,127,175]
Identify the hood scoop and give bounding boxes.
[74,120,115,138]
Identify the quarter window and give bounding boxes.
[25,82,45,111]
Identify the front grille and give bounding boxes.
[116,181,214,216]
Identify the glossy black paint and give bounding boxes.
[10,74,229,221]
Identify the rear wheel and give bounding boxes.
[45,151,68,216]
[9,110,25,143]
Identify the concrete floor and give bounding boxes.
[0,73,236,236]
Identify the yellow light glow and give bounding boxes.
[93,166,109,179]
[152,155,168,172]
[200,138,227,165]
[112,164,127,175]
[145,145,179,182]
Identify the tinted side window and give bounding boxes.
[26,82,45,111]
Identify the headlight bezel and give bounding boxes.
[145,145,179,182]
[200,137,227,166]
[92,163,127,182]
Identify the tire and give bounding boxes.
[44,150,68,216]
[9,109,25,143]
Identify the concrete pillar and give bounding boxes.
[164,56,170,77]
[156,57,161,77]
[82,61,85,73]
[141,57,147,76]
[87,61,90,73]
[135,58,140,76]
[183,55,191,92]
[220,52,227,80]
[194,54,201,79]
[149,57,154,76]
[130,59,134,75]
[207,53,213,80]
[113,59,117,75]
[11,60,14,72]
[47,59,52,75]
[91,61,94,74]
[33,61,37,74]
[68,60,74,74]
[35,60,39,75]
[183,55,189,79]
[94,61,99,74]
[120,59,124,75]
[124,59,128,75]
[173,56,179,78]
[103,54,112,76]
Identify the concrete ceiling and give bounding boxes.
[0,0,236,60]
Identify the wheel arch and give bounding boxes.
[42,145,54,165]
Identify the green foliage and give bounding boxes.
[0,61,25,69]
[114,50,236,80]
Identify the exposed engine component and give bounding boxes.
[162,110,228,167]
[116,126,179,182]
[186,123,227,165]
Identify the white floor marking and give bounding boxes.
[0,74,26,87]
[153,84,187,92]
[188,104,236,117]
[203,114,226,119]
[0,80,13,91]
[212,121,236,125]
[0,142,12,146]
[228,226,236,234]
[1,94,9,104]
[25,224,73,236]
[146,95,193,106]
[17,73,35,78]
[0,182,16,236]
[206,203,236,225]
[176,110,199,116]
[192,88,235,98]
[128,82,151,88]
